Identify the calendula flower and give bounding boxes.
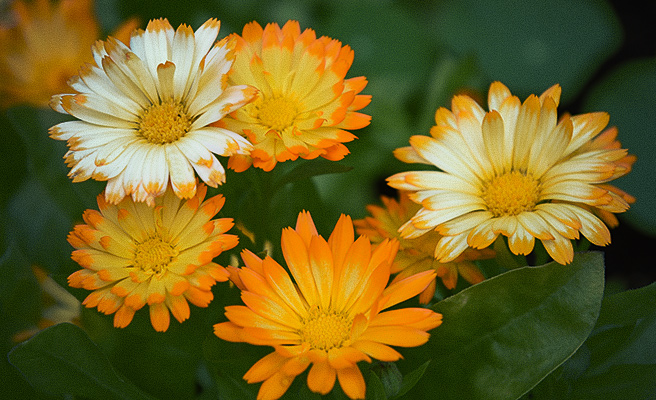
[49,18,257,205]
[219,20,371,172]
[214,211,442,400]
[0,0,137,108]
[13,266,82,342]
[354,192,493,301]
[388,81,635,265]
[67,183,237,332]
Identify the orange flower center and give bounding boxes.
[256,96,298,131]
[133,236,178,274]
[138,101,191,144]
[482,171,540,217]
[299,307,352,351]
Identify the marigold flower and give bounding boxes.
[13,266,82,342]
[49,18,257,205]
[67,183,237,332]
[219,20,371,172]
[0,0,137,108]
[388,81,635,265]
[214,211,442,400]
[354,192,494,301]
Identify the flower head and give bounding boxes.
[388,82,635,265]
[67,183,238,332]
[214,211,441,400]
[354,192,493,301]
[219,20,371,172]
[0,0,137,108]
[49,18,257,205]
[13,266,82,342]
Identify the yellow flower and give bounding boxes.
[49,18,257,205]
[218,20,371,172]
[388,82,635,265]
[0,0,137,108]
[67,183,237,332]
[354,192,493,301]
[214,211,442,400]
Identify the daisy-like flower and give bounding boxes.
[218,20,371,172]
[388,81,635,265]
[67,183,237,332]
[214,211,442,400]
[0,0,137,108]
[354,191,494,302]
[13,266,82,342]
[49,18,257,205]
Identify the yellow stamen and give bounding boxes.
[138,101,191,144]
[256,96,298,131]
[299,307,352,351]
[133,236,178,274]
[482,171,540,217]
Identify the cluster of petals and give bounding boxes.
[354,191,493,301]
[49,17,257,205]
[0,0,137,108]
[67,183,237,332]
[388,81,635,265]
[219,20,371,171]
[214,211,442,399]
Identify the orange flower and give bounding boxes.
[214,211,442,400]
[67,183,237,332]
[355,192,493,302]
[389,82,634,265]
[219,20,371,171]
[0,0,137,108]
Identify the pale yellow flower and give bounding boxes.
[389,82,634,265]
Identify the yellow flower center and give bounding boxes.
[133,236,178,274]
[299,307,352,351]
[138,101,191,144]
[256,96,298,131]
[482,171,541,217]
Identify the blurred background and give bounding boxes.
[1,0,654,397]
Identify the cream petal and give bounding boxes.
[410,132,481,182]
[189,127,253,156]
[564,112,610,157]
[512,94,540,169]
[434,232,470,262]
[190,85,254,127]
[170,24,196,101]
[487,81,512,111]
[165,145,197,198]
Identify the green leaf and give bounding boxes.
[528,281,656,399]
[393,360,431,399]
[404,252,605,400]
[370,362,402,398]
[8,323,156,400]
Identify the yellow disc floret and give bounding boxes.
[299,307,353,351]
[482,171,541,217]
[138,101,191,144]
[256,96,298,131]
[133,236,178,274]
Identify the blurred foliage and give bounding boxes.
[1,0,655,399]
